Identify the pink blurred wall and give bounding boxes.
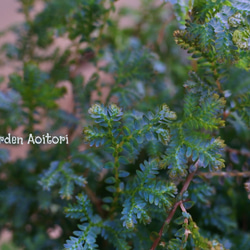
[0,0,141,29]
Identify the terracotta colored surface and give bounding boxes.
[0,0,23,30]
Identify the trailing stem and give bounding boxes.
[150,161,199,250]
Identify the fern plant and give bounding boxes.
[0,0,249,249]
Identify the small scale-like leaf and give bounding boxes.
[105,177,116,184]
[102,197,113,203]
[106,186,116,193]
[118,156,130,165]
[118,170,130,178]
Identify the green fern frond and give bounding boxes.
[39,161,86,199]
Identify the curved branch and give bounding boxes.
[150,161,199,250]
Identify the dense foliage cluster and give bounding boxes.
[0,0,249,249]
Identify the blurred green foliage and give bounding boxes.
[0,0,249,249]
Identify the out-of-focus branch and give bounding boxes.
[225,147,250,158]
[198,171,250,178]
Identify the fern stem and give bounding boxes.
[157,14,175,46]
[198,171,250,178]
[108,125,121,218]
[150,200,182,250]
[84,185,104,217]
[150,161,199,250]
[225,147,250,157]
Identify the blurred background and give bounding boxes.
[0,0,189,248]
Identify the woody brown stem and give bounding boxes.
[150,161,199,250]
[198,171,250,178]
[225,147,250,157]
